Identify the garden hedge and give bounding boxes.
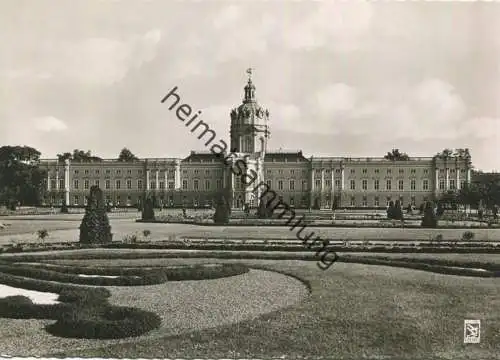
[46,304,162,339]
[0,264,169,286]
[1,262,249,282]
[338,255,500,277]
[0,293,161,339]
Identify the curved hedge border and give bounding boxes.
[338,255,500,277]
[1,262,249,283]
[0,264,168,286]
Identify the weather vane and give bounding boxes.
[246,67,253,81]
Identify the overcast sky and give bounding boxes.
[1,1,499,171]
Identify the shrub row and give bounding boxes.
[101,242,500,253]
[338,255,500,278]
[340,255,500,272]
[0,262,249,284]
[0,264,168,286]
[136,219,500,229]
[0,271,111,298]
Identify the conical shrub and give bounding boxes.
[141,196,155,221]
[79,186,112,244]
[421,201,438,228]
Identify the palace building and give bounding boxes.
[40,71,472,209]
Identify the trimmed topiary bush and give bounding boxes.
[37,229,49,242]
[462,231,475,241]
[46,304,162,339]
[79,186,112,244]
[142,196,155,221]
[387,201,395,220]
[393,200,404,221]
[60,200,69,214]
[421,201,438,228]
[213,193,230,224]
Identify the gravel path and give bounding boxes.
[0,268,308,357]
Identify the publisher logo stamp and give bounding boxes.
[464,319,480,344]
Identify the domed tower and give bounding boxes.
[229,68,270,158]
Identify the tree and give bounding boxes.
[384,149,410,161]
[0,146,46,210]
[57,149,101,162]
[421,201,438,228]
[213,192,230,224]
[79,186,112,244]
[434,148,454,160]
[117,148,139,162]
[454,148,472,160]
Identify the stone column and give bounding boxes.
[255,158,262,201]
[309,168,315,208]
[146,169,150,191]
[231,158,236,208]
[466,167,471,184]
[330,167,335,206]
[445,168,450,191]
[164,170,168,190]
[55,169,60,191]
[174,159,181,189]
[456,166,460,190]
[320,168,325,208]
[64,159,70,206]
[340,165,345,190]
[155,170,159,190]
[47,170,51,191]
[434,168,439,193]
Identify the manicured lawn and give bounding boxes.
[46,258,500,359]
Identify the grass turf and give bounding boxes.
[46,258,500,359]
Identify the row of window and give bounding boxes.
[314,178,466,191]
[53,177,467,192]
[313,168,467,176]
[55,167,469,178]
[67,179,226,191]
[68,169,226,177]
[348,195,422,207]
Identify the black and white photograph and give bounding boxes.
[0,0,499,359]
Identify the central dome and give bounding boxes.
[230,79,269,126]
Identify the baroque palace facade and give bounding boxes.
[40,72,472,209]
